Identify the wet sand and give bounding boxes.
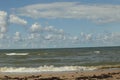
[0,68,120,80]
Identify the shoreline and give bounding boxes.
[0,68,120,80]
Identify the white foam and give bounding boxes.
[6,53,29,56]
[0,65,96,73]
[94,51,100,54]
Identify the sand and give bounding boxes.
[0,68,120,80]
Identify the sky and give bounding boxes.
[0,0,120,49]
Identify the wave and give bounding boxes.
[0,66,96,73]
[5,53,29,56]
[0,65,119,73]
[94,51,100,54]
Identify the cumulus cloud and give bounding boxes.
[44,26,55,32]
[1,29,120,48]
[96,32,120,44]
[30,23,65,35]
[17,2,120,23]
[28,33,41,40]
[58,34,66,40]
[13,32,21,41]
[0,11,7,33]
[9,14,27,25]
[85,34,93,41]
[44,34,53,40]
[30,23,43,33]
[0,33,5,39]
[44,26,64,34]
[73,36,79,40]
[28,23,68,45]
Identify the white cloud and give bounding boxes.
[73,36,79,40]
[44,26,55,32]
[44,34,53,40]
[58,34,66,40]
[1,29,120,48]
[1,27,7,33]
[30,23,43,33]
[58,29,64,34]
[0,11,7,33]
[101,33,120,43]
[85,34,93,41]
[28,23,68,44]
[44,34,66,41]
[44,26,64,34]
[28,33,35,39]
[15,32,20,37]
[17,2,120,23]
[30,23,65,36]
[28,33,41,40]
[13,32,21,41]
[0,33,5,39]
[9,14,27,25]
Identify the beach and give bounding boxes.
[0,68,120,80]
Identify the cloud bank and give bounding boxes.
[17,2,120,23]
[1,20,120,49]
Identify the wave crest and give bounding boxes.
[5,53,29,56]
[0,66,96,72]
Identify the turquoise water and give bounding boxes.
[0,46,120,72]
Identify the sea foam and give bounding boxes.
[0,66,96,73]
[6,53,29,56]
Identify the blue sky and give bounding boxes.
[0,0,120,49]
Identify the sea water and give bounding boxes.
[0,46,120,72]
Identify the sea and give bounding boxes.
[0,46,120,73]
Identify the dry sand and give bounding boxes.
[0,68,120,80]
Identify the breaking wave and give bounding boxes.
[5,53,29,56]
[94,51,100,54]
[0,66,96,73]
